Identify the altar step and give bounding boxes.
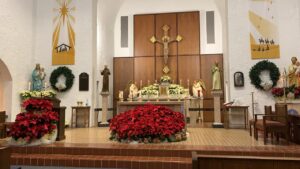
[11,153,191,168]
[10,145,192,169]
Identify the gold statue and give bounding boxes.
[150,25,183,74]
[288,57,298,87]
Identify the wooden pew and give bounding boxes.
[192,152,300,169]
[0,147,10,169]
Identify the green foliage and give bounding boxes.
[249,60,280,90]
[50,66,75,92]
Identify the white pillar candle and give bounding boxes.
[28,82,31,91]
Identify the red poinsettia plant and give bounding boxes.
[109,104,186,143]
[9,98,58,143]
[22,98,53,112]
[271,87,284,97]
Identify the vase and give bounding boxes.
[287,92,295,100]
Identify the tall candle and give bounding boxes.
[148,80,150,86]
[28,82,31,91]
[140,80,143,88]
[180,79,182,86]
[187,79,190,88]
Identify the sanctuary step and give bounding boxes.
[10,143,300,169]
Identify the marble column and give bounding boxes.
[100,92,109,127]
[211,90,224,128]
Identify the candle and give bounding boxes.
[140,80,143,88]
[187,79,190,88]
[28,82,31,91]
[147,80,150,86]
[44,82,47,88]
[180,79,182,86]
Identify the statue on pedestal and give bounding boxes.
[289,57,298,87]
[101,65,110,93]
[212,61,221,90]
[32,64,46,91]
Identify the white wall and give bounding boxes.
[97,0,124,121]
[34,0,97,126]
[0,0,35,121]
[113,0,223,57]
[227,0,300,115]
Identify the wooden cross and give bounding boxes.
[150,25,183,74]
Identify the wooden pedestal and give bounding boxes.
[53,107,66,141]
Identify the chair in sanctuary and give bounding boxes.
[254,104,289,145]
[249,106,272,137]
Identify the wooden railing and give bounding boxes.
[192,152,300,169]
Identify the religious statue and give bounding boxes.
[193,80,206,98]
[288,57,298,87]
[32,64,45,91]
[150,25,183,74]
[101,65,110,93]
[212,61,221,90]
[128,83,139,99]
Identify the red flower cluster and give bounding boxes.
[294,87,300,98]
[10,111,58,142]
[271,87,284,97]
[22,98,53,112]
[109,104,185,141]
[10,98,58,143]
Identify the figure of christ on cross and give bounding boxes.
[150,25,183,74]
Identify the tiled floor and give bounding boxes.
[61,127,267,147]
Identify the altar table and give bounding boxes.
[117,101,187,129]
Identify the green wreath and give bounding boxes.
[50,66,75,92]
[249,60,280,91]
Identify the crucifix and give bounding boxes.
[150,25,183,74]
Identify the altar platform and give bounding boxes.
[5,127,300,169]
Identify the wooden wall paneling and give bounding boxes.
[134,57,155,87]
[178,11,200,55]
[200,54,223,98]
[134,15,155,57]
[178,55,201,91]
[155,13,178,56]
[113,57,134,114]
[156,56,177,82]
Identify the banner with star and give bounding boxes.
[52,0,76,65]
[249,0,280,59]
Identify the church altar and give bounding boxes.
[117,100,188,129]
[117,100,186,115]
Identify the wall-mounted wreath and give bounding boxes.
[249,60,280,91]
[50,66,75,92]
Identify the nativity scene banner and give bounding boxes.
[249,0,280,59]
[52,0,76,65]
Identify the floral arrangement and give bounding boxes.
[9,98,58,144]
[169,84,185,95]
[22,98,53,112]
[160,75,171,83]
[20,90,56,100]
[9,111,58,143]
[109,104,186,143]
[140,84,159,96]
[271,87,284,97]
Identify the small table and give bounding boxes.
[224,105,249,129]
[71,106,90,128]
